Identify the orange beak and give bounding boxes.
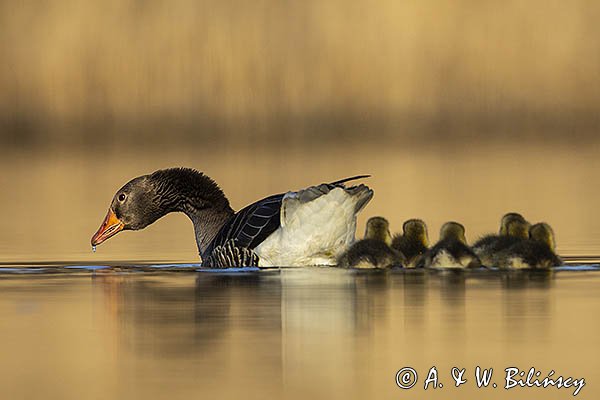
[91,209,125,246]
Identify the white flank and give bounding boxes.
[508,256,529,269]
[353,260,378,269]
[431,250,464,269]
[254,186,371,266]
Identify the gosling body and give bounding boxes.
[421,222,481,269]
[492,222,562,269]
[391,219,429,268]
[338,217,405,269]
[473,213,530,267]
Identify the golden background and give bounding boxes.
[0,3,599,400]
[1,0,599,261]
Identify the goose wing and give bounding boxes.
[220,193,284,250]
[204,175,370,258]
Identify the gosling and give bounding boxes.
[492,222,563,269]
[391,219,429,268]
[420,222,481,269]
[472,212,530,267]
[338,216,406,269]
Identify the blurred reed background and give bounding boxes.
[0,0,599,262]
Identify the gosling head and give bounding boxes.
[529,222,556,251]
[364,216,392,245]
[499,212,528,236]
[439,221,467,244]
[403,219,429,247]
[505,219,531,239]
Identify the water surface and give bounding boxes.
[0,266,598,399]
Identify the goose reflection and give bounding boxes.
[92,271,283,357]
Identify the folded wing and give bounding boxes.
[203,175,371,262]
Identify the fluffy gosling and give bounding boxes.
[338,216,405,269]
[492,222,563,269]
[391,219,429,268]
[472,212,530,267]
[420,222,481,269]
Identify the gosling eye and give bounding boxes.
[118,193,127,202]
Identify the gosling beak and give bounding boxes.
[91,209,125,246]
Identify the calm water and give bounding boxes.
[0,266,598,399]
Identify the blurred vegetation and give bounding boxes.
[1,0,599,149]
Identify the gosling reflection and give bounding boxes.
[352,270,391,332]
[435,270,468,303]
[501,269,554,342]
[398,270,428,328]
[435,270,468,340]
[501,269,555,290]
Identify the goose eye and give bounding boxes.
[118,193,127,202]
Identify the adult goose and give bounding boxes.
[91,168,373,268]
